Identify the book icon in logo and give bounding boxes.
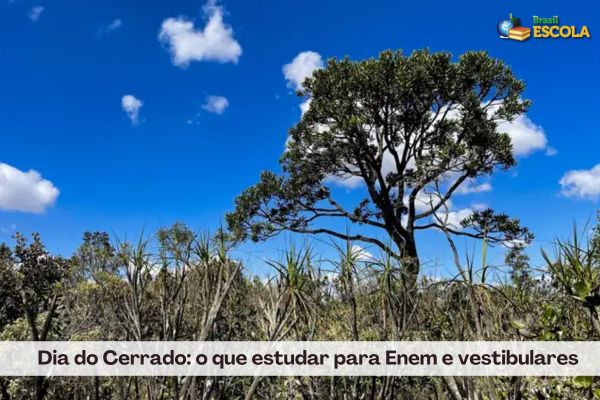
[508,26,531,41]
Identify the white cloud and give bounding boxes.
[158,0,242,67]
[283,51,323,91]
[437,208,473,230]
[456,180,492,195]
[326,174,362,189]
[121,95,143,125]
[351,245,374,262]
[283,51,323,115]
[100,19,122,34]
[559,163,600,200]
[201,95,229,114]
[499,115,549,157]
[29,5,44,21]
[0,163,59,213]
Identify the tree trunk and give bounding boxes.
[34,377,47,400]
[388,232,420,334]
[400,236,420,286]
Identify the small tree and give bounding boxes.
[505,243,531,290]
[227,49,532,288]
[7,233,69,400]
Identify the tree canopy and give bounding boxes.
[227,49,533,283]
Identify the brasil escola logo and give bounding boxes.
[498,13,590,42]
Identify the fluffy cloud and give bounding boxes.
[201,95,229,114]
[559,163,600,200]
[499,115,549,157]
[158,0,242,67]
[0,163,59,213]
[121,95,143,125]
[283,51,323,91]
[29,6,44,21]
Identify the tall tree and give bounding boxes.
[227,49,532,286]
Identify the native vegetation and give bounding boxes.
[1,50,598,399]
[0,219,599,399]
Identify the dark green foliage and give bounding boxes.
[461,208,533,245]
[14,233,67,307]
[505,243,531,289]
[228,49,532,286]
[0,244,21,330]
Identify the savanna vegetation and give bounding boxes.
[1,220,600,400]
[2,50,599,399]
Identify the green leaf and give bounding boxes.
[573,376,593,389]
[573,281,590,299]
[543,305,556,319]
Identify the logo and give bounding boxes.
[498,14,591,42]
[497,14,531,41]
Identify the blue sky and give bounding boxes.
[0,0,598,274]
